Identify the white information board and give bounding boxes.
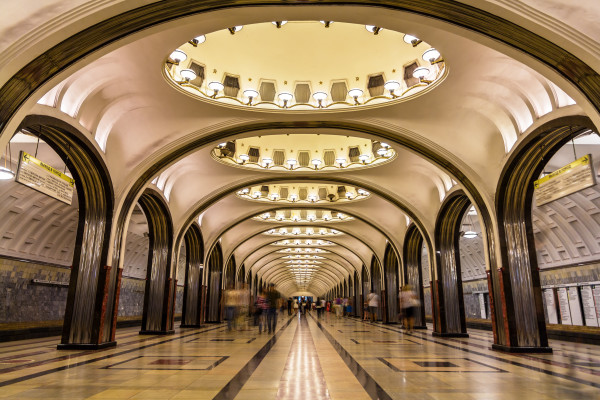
[592,285,600,323]
[478,293,486,319]
[15,151,74,205]
[556,287,572,325]
[534,154,596,206]
[567,286,584,326]
[580,285,599,327]
[543,288,558,324]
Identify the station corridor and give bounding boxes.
[1,313,599,399]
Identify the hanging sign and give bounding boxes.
[580,285,599,327]
[592,285,600,324]
[534,154,596,206]
[543,288,558,324]
[556,287,572,325]
[15,151,74,205]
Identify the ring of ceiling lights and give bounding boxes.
[263,227,342,237]
[277,248,329,254]
[212,135,396,172]
[164,21,446,112]
[272,239,335,246]
[236,183,370,203]
[254,210,352,223]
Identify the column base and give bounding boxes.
[432,331,469,338]
[57,341,117,350]
[491,344,552,353]
[139,330,175,335]
[180,324,203,328]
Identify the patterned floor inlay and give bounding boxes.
[378,356,507,372]
[104,355,228,370]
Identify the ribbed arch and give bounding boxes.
[205,242,223,323]
[18,115,114,347]
[383,243,400,323]
[137,189,174,334]
[181,223,203,327]
[403,224,427,328]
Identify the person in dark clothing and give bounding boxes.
[287,297,292,315]
[266,284,280,333]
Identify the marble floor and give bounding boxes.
[0,313,599,399]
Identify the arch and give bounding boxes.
[205,241,223,323]
[237,263,246,284]
[223,255,236,289]
[353,270,360,317]
[18,115,115,349]
[494,115,597,351]
[433,190,470,337]
[181,222,203,328]
[383,243,400,323]
[403,224,427,329]
[370,255,384,321]
[137,189,174,334]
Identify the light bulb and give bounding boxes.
[169,49,187,63]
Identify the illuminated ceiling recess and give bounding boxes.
[237,184,370,203]
[254,210,353,223]
[213,135,395,172]
[165,21,446,111]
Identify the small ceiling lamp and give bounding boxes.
[348,88,363,105]
[277,214,284,221]
[358,154,370,164]
[218,142,227,148]
[307,214,316,221]
[312,91,327,108]
[289,193,298,202]
[413,66,431,83]
[262,213,270,219]
[337,212,345,219]
[263,157,273,167]
[169,49,187,64]
[287,159,297,169]
[270,192,280,200]
[357,188,369,196]
[244,89,259,105]
[377,147,388,156]
[335,157,346,167]
[228,25,243,34]
[208,81,224,97]
[380,142,390,148]
[311,159,322,169]
[319,229,327,235]
[403,34,422,47]
[345,191,354,199]
[320,20,333,27]
[292,228,300,235]
[423,48,442,64]
[463,231,478,239]
[253,190,261,198]
[272,21,288,28]
[189,35,206,46]
[384,80,401,98]
[306,228,314,235]
[308,194,317,203]
[239,153,250,163]
[365,25,382,35]
[240,188,250,194]
[179,69,197,83]
[278,92,293,108]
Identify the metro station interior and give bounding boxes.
[1,1,600,399]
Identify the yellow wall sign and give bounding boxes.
[15,151,75,205]
[534,154,596,206]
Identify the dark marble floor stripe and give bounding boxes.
[310,314,392,400]
[277,315,330,399]
[0,324,224,387]
[213,315,295,400]
[361,321,600,389]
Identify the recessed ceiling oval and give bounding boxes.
[236,183,370,203]
[216,134,395,172]
[253,209,353,223]
[165,21,446,111]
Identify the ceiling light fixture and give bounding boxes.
[358,154,370,164]
[228,25,243,35]
[239,153,250,163]
[289,193,298,202]
[463,231,478,239]
[168,49,187,64]
[412,66,432,83]
[320,20,333,27]
[384,80,401,98]
[308,194,317,203]
[244,89,259,105]
[263,157,273,167]
[189,35,206,46]
[365,25,382,34]
[348,88,363,105]
[278,92,293,108]
[272,21,288,28]
[270,192,280,200]
[311,159,322,169]
[335,157,346,167]
[287,159,297,169]
[208,81,224,97]
[423,48,443,64]
[312,91,327,108]
[179,69,197,82]
[403,34,422,47]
